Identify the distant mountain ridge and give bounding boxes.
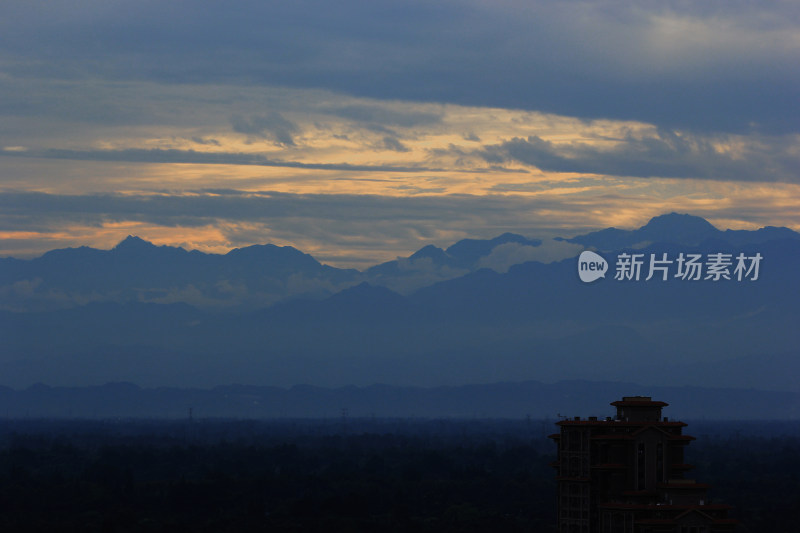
[0,236,360,311]
[2,213,797,312]
[1,213,799,392]
[363,232,544,293]
[1,379,797,419]
[566,212,800,250]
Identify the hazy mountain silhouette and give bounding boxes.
[0,232,548,309]
[0,236,360,311]
[445,233,543,265]
[1,213,798,393]
[566,212,800,250]
[3,214,796,310]
[363,232,543,293]
[368,233,542,273]
[2,380,798,419]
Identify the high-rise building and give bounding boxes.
[550,396,738,533]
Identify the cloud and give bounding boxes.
[0,147,445,173]
[0,190,508,229]
[325,104,443,128]
[369,256,470,294]
[0,1,796,134]
[476,240,584,272]
[230,112,299,145]
[480,131,800,182]
[0,189,574,264]
[191,136,221,146]
[381,136,410,152]
[0,277,108,311]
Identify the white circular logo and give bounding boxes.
[578,251,608,283]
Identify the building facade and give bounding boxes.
[550,396,738,533]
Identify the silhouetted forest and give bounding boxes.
[0,418,796,531]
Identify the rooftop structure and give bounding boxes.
[550,396,738,533]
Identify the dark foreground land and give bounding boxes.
[0,418,796,532]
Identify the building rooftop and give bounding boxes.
[611,396,669,407]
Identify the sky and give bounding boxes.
[1,0,798,268]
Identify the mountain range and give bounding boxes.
[4,212,796,312]
[1,213,799,407]
[3,380,798,420]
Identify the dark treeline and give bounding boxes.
[0,418,555,532]
[687,432,800,532]
[0,418,796,531]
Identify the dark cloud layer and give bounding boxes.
[1,1,796,134]
[0,148,445,173]
[0,190,564,260]
[381,136,410,152]
[0,190,517,228]
[325,104,443,129]
[479,131,800,182]
[0,188,558,263]
[230,112,299,145]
